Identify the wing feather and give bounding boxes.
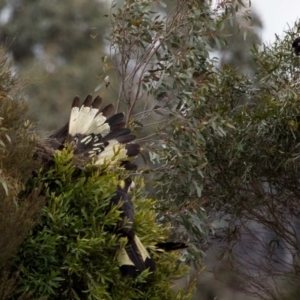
[48,94,140,169]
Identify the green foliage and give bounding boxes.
[104,0,256,266]
[0,0,274,298]
[159,21,300,299]
[201,26,300,211]
[0,48,44,298]
[107,0,300,296]
[9,149,192,300]
[215,2,263,76]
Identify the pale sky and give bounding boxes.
[251,0,299,42]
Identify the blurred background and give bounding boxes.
[0,0,298,299]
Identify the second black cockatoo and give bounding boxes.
[111,178,156,277]
[111,178,188,277]
[292,37,300,55]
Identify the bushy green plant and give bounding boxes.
[167,23,300,300]
[0,48,45,299]
[10,149,193,300]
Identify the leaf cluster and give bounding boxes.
[8,149,192,300]
[103,2,255,266]
[127,0,253,262]
[0,48,44,298]
[157,21,300,299]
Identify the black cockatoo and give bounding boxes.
[111,178,187,277]
[292,37,300,55]
[37,94,187,277]
[111,177,156,277]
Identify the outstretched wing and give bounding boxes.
[50,94,140,169]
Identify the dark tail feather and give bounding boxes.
[118,235,155,277]
[100,128,132,143]
[99,103,114,117]
[115,134,136,144]
[120,161,138,170]
[72,95,80,108]
[49,122,69,149]
[83,94,93,106]
[155,242,188,251]
[105,112,125,128]
[92,95,102,108]
[125,144,141,157]
[134,235,156,272]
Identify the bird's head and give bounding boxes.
[119,177,135,193]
